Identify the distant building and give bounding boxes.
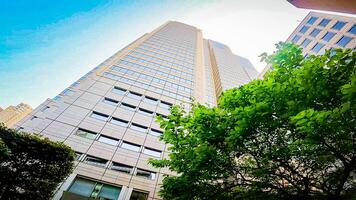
[0,103,32,128]
[13,21,257,200]
[259,11,356,78]
[288,0,356,15]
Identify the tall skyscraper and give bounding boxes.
[14,21,257,200]
[259,11,356,78]
[0,103,32,128]
[287,0,356,15]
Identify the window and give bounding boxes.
[121,103,136,111]
[159,101,172,109]
[84,155,107,167]
[336,36,352,47]
[150,128,163,137]
[121,141,141,152]
[98,135,119,146]
[103,97,119,106]
[136,169,156,180]
[127,91,142,100]
[112,86,127,95]
[111,162,133,174]
[75,129,97,140]
[143,96,158,105]
[41,106,50,112]
[156,113,168,121]
[349,24,356,34]
[91,111,109,121]
[301,38,311,47]
[131,123,148,133]
[311,43,325,53]
[307,16,317,25]
[143,147,162,157]
[138,108,154,116]
[319,19,331,27]
[68,177,121,199]
[110,117,128,127]
[322,32,335,42]
[332,21,346,30]
[291,35,301,43]
[130,190,149,200]
[309,28,321,37]
[299,25,309,34]
[75,152,83,160]
[63,89,74,96]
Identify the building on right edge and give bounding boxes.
[259,11,356,78]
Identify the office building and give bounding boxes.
[0,103,32,128]
[13,21,257,200]
[259,11,356,78]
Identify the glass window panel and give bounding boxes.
[143,148,162,157]
[112,87,127,95]
[319,19,331,27]
[307,16,317,25]
[309,28,321,37]
[131,123,148,133]
[75,129,97,140]
[336,36,352,47]
[111,162,133,174]
[110,117,128,127]
[159,101,172,109]
[84,156,107,167]
[75,152,82,160]
[130,190,149,200]
[311,43,325,53]
[121,103,136,111]
[98,184,121,200]
[103,97,119,106]
[149,129,163,137]
[98,135,119,146]
[121,141,141,152]
[349,24,356,34]
[127,91,142,100]
[91,112,109,121]
[322,32,335,42]
[138,108,154,116]
[301,38,311,47]
[69,178,95,197]
[143,96,158,105]
[136,169,156,180]
[332,21,346,30]
[299,25,309,33]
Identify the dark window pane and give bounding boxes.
[68,178,95,197]
[319,19,331,27]
[336,36,352,47]
[301,39,311,47]
[103,97,119,105]
[130,190,149,200]
[322,32,335,42]
[309,28,321,37]
[91,111,109,121]
[299,25,310,33]
[112,86,127,95]
[98,135,119,146]
[111,162,133,174]
[98,185,121,200]
[291,35,301,43]
[75,129,97,140]
[121,141,141,152]
[110,117,128,127]
[307,16,318,25]
[311,43,325,53]
[332,21,346,30]
[349,24,356,34]
[84,156,107,167]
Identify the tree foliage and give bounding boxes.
[0,125,75,200]
[150,43,356,200]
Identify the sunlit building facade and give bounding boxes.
[14,21,257,200]
[0,103,32,128]
[259,11,356,78]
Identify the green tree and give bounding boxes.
[150,43,356,200]
[0,125,75,200]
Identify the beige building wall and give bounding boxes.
[0,103,32,128]
[14,21,257,200]
[259,11,356,78]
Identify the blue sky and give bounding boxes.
[1,0,312,108]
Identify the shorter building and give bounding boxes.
[0,103,32,128]
[259,11,356,78]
